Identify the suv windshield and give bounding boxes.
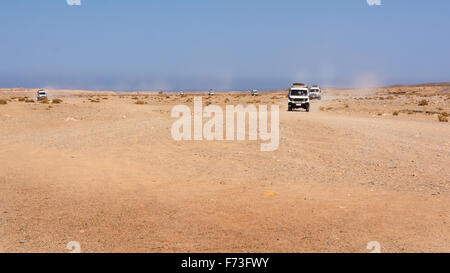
[310,89,319,93]
[290,90,307,96]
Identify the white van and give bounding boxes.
[288,83,310,112]
[37,89,47,100]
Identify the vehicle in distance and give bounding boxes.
[251,89,259,96]
[309,85,321,100]
[37,89,47,100]
[208,89,215,96]
[288,83,310,112]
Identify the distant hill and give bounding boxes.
[385,82,450,88]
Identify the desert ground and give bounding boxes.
[0,84,449,253]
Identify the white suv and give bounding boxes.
[309,85,321,100]
[288,84,310,112]
[37,90,47,100]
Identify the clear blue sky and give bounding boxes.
[1,0,449,91]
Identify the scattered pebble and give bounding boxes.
[263,190,276,197]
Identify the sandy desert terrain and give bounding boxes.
[0,84,449,252]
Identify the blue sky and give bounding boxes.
[0,0,449,91]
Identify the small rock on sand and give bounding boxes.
[263,190,276,197]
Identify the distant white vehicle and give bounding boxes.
[208,89,215,96]
[251,89,259,96]
[288,83,310,112]
[179,91,185,96]
[309,85,321,100]
[37,89,47,100]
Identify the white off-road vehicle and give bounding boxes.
[288,83,310,112]
[309,85,321,100]
[179,91,185,96]
[37,89,47,100]
[208,89,215,96]
[251,89,259,96]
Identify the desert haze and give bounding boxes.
[0,84,449,252]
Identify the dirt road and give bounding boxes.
[0,91,449,252]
